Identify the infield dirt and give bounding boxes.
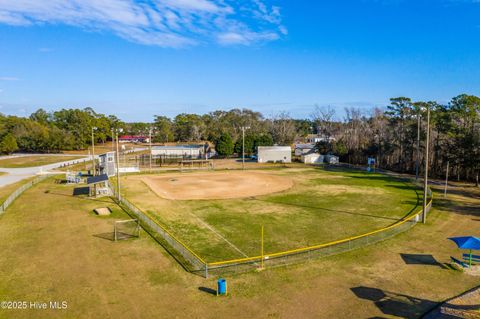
[139,170,294,200]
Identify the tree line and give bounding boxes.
[0,94,478,184]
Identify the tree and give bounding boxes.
[153,116,174,143]
[253,134,273,150]
[30,108,50,124]
[174,113,206,142]
[0,133,18,154]
[270,112,296,145]
[215,133,234,157]
[234,134,255,155]
[311,105,336,139]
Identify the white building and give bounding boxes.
[98,152,116,177]
[294,144,315,156]
[325,154,339,164]
[257,146,292,163]
[151,145,206,158]
[305,134,336,144]
[302,153,324,164]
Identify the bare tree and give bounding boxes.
[269,111,297,145]
[311,104,336,139]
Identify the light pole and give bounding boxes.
[444,160,449,198]
[422,107,430,224]
[91,127,97,176]
[149,127,154,171]
[111,128,114,152]
[241,126,250,170]
[114,128,123,201]
[415,113,420,181]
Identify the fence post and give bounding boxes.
[205,263,208,279]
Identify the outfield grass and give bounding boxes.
[0,155,85,168]
[122,167,420,262]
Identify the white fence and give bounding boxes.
[0,175,49,213]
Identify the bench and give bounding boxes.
[462,254,480,263]
[451,256,469,268]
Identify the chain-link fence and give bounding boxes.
[205,196,432,276]
[111,187,208,277]
[0,175,50,213]
[111,167,433,278]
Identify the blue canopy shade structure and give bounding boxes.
[448,236,480,250]
[448,236,480,267]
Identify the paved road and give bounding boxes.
[0,148,146,188]
[0,154,90,187]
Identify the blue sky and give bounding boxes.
[0,0,479,122]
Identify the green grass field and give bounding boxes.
[122,167,420,263]
[0,155,85,168]
[0,171,478,318]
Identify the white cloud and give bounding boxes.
[0,77,19,81]
[0,0,286,47]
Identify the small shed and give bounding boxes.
[294,144,316,156]
[325,155,339,164]
[302,153,324,164]
[87,174,110,198]
[257,146,292,163]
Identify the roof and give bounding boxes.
[258,146,291,151]
[448,236,480,250]
[152,145,204,150]
[295,144,315,149]
[87,174,109,184]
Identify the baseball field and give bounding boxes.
[120,167,420,263]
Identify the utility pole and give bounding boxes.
[422,107,430,224]
[91,127,97,176]
[115,129,123,201]
[415,113,420,181]
[111,128,114,152]
[149,127,153,171]
[444,160,449,198]
[241,126,250,170]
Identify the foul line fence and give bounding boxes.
[0,175,49,214]
[112,172,433,278]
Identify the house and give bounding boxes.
[302,153,324,164]
[294,144,316,156]
[98,152,116,177]
[325,154,339,164]
[118,135,149,143]
[151,144,207,159]
[257,146,292,163]
[305,134,336,144]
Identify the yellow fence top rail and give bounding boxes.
[207,197,432,267]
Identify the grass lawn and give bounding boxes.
[0,155,85,168]
[0,174,478,318]
[121,167,420,263]
[0,177,35,204]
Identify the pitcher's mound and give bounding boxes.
[141,171,293,200]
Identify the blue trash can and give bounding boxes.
[217,278,227,296]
